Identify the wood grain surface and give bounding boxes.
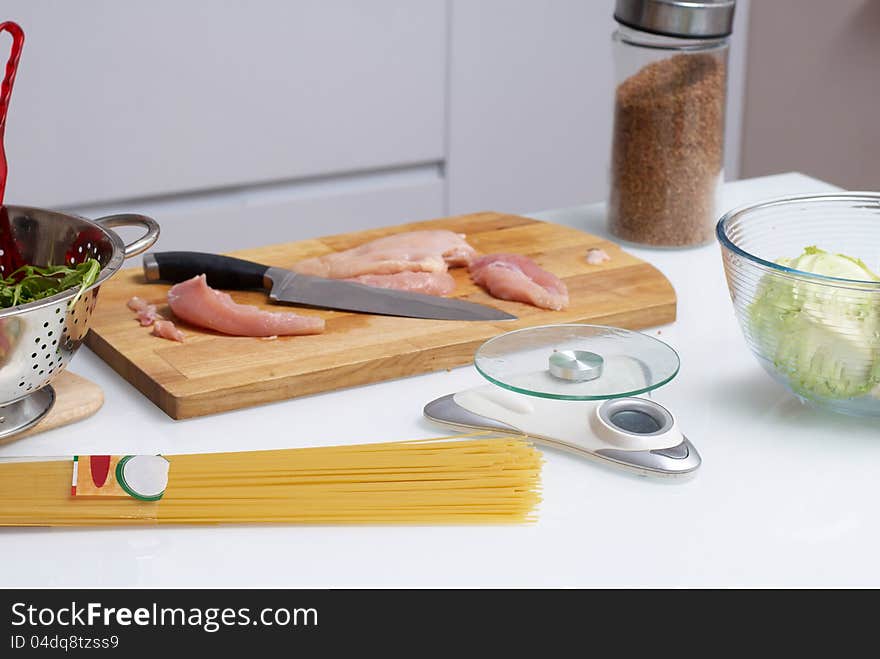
[0,371,104,446]
[85,212,676,419]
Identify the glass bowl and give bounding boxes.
[717,193,880,416]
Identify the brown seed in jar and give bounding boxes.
[609,53,726,247]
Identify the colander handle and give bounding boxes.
[94,214,161,258]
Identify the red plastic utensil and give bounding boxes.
[0,22,24,278]
[0,21,24,206]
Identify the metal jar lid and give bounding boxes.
[614,0,735,39]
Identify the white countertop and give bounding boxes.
[4,172,877,588]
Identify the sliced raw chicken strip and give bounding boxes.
[469,254,569,311]
[136,308,160,326]
[128,296,182,341]
[344,271,456,297]
[167,275,325,337]
[151,319,185,342]
[291,230,477,279]
[126,296,149,312]
[127,296,163,326]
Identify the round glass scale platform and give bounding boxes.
[424,325,701,477]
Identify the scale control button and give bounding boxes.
[650,443,689,460]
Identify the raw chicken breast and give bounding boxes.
[291,230,477,279]
[469,254,569,311]
[151,319,185,342]
[345,272,456,297]
[167,275,325,337]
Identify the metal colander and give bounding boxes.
[0,205,159,438]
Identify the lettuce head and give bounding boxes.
[748,246,880,399]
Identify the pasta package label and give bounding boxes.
[72,455,170,501]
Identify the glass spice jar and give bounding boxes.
[608,0,736,247]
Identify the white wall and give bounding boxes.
[1,1,750,252]
[741,0,879,189]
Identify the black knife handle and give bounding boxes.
[143,251,269,290]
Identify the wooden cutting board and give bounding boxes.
[85,212,676,419]
[0,372,104,446]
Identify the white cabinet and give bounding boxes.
[446,0,617,215]
[4,1,446,208]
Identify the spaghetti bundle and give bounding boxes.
[0,436,542,526]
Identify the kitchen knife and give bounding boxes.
[143,251,517,322]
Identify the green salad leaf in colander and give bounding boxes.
[748,246,880,400]
[0,258,101,309]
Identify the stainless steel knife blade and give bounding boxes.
[264,266,517,321]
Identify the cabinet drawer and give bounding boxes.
[70,166,445,259]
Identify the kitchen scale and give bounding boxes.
[424,324,700,477]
